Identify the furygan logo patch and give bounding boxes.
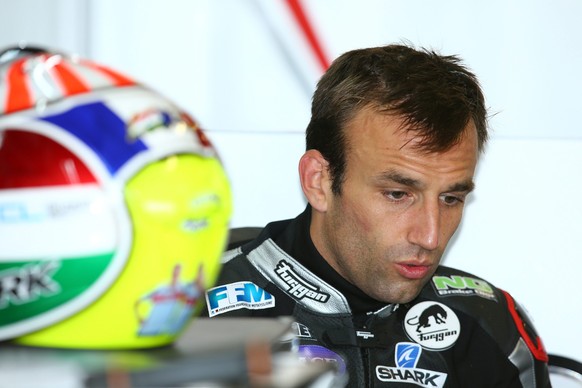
[275,260,330,303]
[404,301,460,351]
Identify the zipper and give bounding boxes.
[362,345,372,386]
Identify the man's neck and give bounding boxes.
[275,206,389,315]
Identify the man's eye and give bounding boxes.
[442,195,464,205]
[385,191,408,201]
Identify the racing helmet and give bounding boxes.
[0,46,232,349]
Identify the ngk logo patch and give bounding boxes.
[0,262,60,308]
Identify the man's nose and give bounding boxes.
[407,200,440,251]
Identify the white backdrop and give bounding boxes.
[1,0,580,361]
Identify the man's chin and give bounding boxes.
[368,288,423,305]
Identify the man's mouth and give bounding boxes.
[394,262,431,280]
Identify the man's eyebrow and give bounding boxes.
[375,171,422,188]
[375,170,475,193]
[448,181,475,193]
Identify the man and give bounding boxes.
[203,44,551,387]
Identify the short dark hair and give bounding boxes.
[305,44,488,195]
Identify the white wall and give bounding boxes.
[1,0,580,360]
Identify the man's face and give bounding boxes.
[311,107,479,304]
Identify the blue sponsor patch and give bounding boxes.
[395,342,422,368]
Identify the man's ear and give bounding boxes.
[299,149,330,212]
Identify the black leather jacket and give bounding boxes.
[203,208,551,387]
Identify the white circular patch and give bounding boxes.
[404,301,460,350]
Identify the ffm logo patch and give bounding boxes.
[205,281,274,317]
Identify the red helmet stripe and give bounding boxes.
[5,58,33,113]
[81,60,135,87]
[52,60,91,96]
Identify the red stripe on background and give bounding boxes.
[53,60,91,96]
[5,58,33,113]
[81,60,135,87]
[284,0,330,72]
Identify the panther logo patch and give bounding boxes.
[404,301,460,350]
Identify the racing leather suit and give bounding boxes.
[203,207,551,387]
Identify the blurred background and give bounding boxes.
[1,0,580,361]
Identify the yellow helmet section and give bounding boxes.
[15,154,232,349]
